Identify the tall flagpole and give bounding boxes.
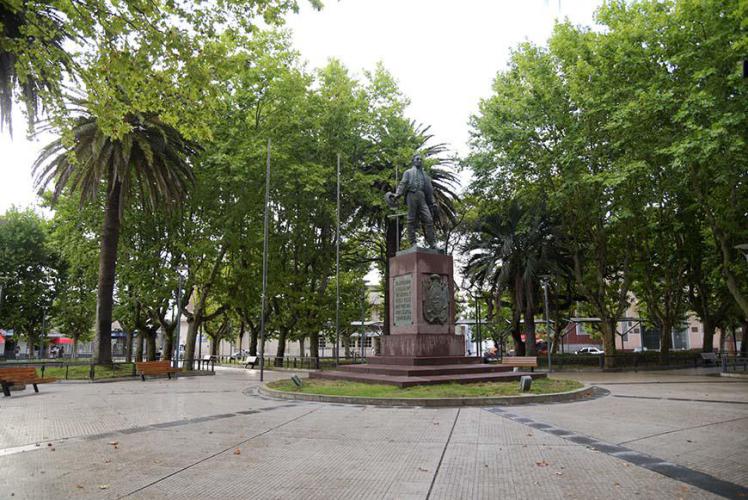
[259,139,271,382]
[335,153,341,365]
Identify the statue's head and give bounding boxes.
[412,154,423,168]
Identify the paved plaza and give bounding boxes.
[0,368,745,499]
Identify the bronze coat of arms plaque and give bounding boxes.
[422,274,449,324]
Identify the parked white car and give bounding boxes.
[575,346,604,355]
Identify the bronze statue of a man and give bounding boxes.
[388,154,437,248]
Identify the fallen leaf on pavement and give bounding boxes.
[418,467,429,472]
[99,485,109,490]
[233,449,241,455]
[535,460,549,467]
[108,441,119,446]
[75,485,84,489]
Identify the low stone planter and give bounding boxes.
[258,383,596,407]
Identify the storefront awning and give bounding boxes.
[50,337,73,345]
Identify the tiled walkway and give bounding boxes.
[1,367,745,499]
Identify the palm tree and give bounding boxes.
[358,121,459,335]
[0,2,73,135]
[463,200,565,356]
[33,108,199,364]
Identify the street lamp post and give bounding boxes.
[172,270,185,369]
[40,307,46,359]
[360,288,366,360]
[335,153,341,365]
[259,139,271,382]
[474,292,481,359]
[541,276,552,373]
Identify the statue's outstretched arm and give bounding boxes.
[394,170,409,198]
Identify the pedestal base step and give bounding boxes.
[368,356,482,366]
[338,363,514,377]
[309,369,546,388]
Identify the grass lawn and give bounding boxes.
[267,377,583,398]
[41,363,136,380]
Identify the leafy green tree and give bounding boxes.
[0,0,320,137]
[0,207,60,357]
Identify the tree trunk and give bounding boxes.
[124,331,133,363]
[741,320,748,357]
[523,298,537,356]
[275,327,288,367]
[309,331,319,360]
[183,316,199,370]
[702,316,715,353]
[249,327,258,356]
[601,319,617,369]
[238,322,245,353]
[72,338,78,359]
[511,305,525,356]
[162,326,174,361]
[299,336,305,357]
[145,331,157,361]
[93,178,122,365]
[659,319,672,365]
[135,332,144,361]
[210,337,219,356]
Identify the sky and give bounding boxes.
[0,0,604,215]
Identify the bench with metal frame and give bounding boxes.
[0,367,58,396]
[135,361,180,381]
[243,356,258,369]
[700,352,718,366]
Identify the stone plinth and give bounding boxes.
[388,246,455,336]
[311,247,542,386]
[381,247,465,359]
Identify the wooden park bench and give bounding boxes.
[243,356,258,369]
[0,367,58,397]
[135,361,180,381]
[700,352,718,366]
[501,356,538,372]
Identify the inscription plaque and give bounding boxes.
[393,274,413,326]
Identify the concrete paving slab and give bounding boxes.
[0,367,745,499]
